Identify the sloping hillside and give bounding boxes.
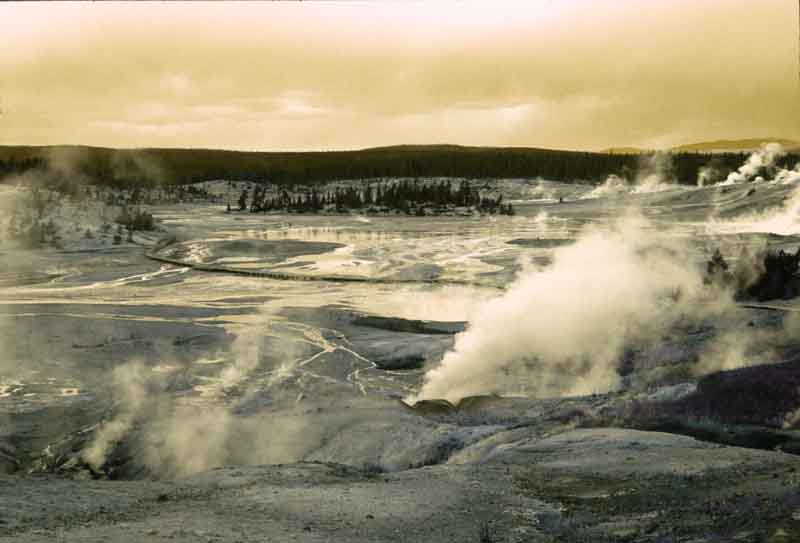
[0,143,796,188]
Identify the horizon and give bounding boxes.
[2,1,799,152]
[2,136,798,156]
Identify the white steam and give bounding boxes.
[697,166,717,187]
[218,306,277,391]
[583,174,630,199]
[731,185,800,235]
[695,311,800,378]
[631,151,678,194]
[83,362,151,469]
[81,300,328,476]
[722,143,785,185]
[707,157,800,235]
[412,214,712,403]
[774,163,800,186]
[583,152,679,199]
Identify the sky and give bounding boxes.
[1,0,798,152]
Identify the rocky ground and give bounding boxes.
[3,427,800,542]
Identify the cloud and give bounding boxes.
[1,0,798,150]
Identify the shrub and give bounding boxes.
[115,208,156,232]
[704,247,800,301]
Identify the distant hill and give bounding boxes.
[672,138,800,153]
[0,144,639,187]
[0,143,796,188]
[603,138,800,155]
[600,147,649,155]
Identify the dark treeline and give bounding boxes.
[0,155,82,194]
[240,179,514,215]
[705,247,800,301]
[2,144,795,188]
[0,155,46,178]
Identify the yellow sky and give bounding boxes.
[1,0,798,151]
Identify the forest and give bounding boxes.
[238,178,515,215]
[2,144,795,189]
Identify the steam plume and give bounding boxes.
[722,143,785,185]
[83,362,150,469]
[412,214,712,403]
[583,151,678,199]
[707,156,800,235]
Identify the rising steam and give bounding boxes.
[83,362,151,469]
[412,214,715,403]
[706,145,800,235]
[583,152,678,199]
[722,143,786,185]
